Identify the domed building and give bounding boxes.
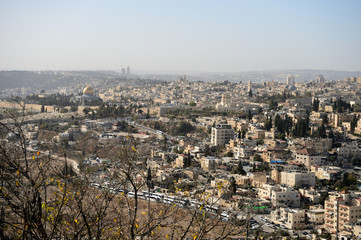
[83,86,95,96]
[80,86,100,105]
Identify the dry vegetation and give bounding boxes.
[0,106,247,239]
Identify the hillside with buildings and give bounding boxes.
[2,73,361,239]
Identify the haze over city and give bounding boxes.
[1,0,361,73]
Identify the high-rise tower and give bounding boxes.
[316,75,324,84]
[286,75,295,85]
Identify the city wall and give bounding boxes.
[0,101,98,114]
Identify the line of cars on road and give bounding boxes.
[90,183,230,219]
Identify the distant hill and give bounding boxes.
[0,70,122,91]
[186,69,361,83]
[134,69,361,83]
[1,69,360,92]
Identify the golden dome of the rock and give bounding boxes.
[83,86,94,95]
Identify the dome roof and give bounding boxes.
[83,86,94,95]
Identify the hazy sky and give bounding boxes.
[1,0,361,73]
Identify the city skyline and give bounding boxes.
[1,0,361,72]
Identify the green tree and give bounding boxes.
[269,100,278,111]
[83,107,90,115]
[257,107,263,115]
[328,130,334,148]
[351,115,358,133]
[226,151,234,157]
[274,114,284,133]
[322,114,328,125]
[315,124,327,138]
[248,88,253,98]
[70,105,78,112]
[264,116,272,131]
[171,121,194,136]
[229,176,237,195]
[293,117,309,137]
[247,109,252,120]
[232,160,246,175]
[253,154,262,162]
[312,98,320,112]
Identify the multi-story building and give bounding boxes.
[295,148,322,171]
[174,154,191,168]
[270,207,306,229]
[307,208,325,225]
[337,141,360,161]
[286,75,295,86]
[234,145,253,159]
[250,172,267,188]
[331,113,353,128]
[262,147,286,162]
[343,222,361,238]
[302,138,333,153]
[354,119,361,135]
[258,184,300,208]
[324,191,361,234]
[315,75,325,84]
[211,124,234,146]
[315,167,342,181]
[280,171,315,187]
[299,189,321,203]
[200,156,216,171]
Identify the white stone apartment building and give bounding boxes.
[234,145,253,159]
[299,189,321,203]
[343,222,361,238]
[324,191,361,234]
[200,156,217,171]
[258,184,301,208]
[315,167,342,181]
[337,141,360,161]
[354,119,361,135]
[280,171,315,187]
[302,138,333,153]
[270,207,306,229]
[211,124,234,146]
[306,208,324,225]
[295,148,322,171]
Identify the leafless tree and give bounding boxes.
[0,103,250,239]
